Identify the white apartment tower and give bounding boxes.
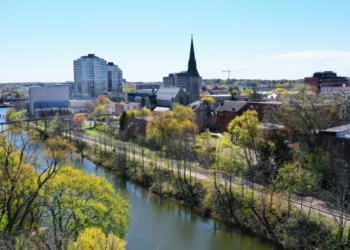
[74,54,107,97]
[107,62,123,93]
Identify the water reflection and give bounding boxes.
[81,157,280,250]
[0,108,280,250]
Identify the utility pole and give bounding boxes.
[222,69,247,79]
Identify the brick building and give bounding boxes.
[213,100,281,131]
[305,71,349,91]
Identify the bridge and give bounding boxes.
[0,115,73,131]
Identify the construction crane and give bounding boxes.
[222,69,247,79]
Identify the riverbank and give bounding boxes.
[62,129,344,249]
[75,140,294,249]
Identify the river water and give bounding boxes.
[0,108,280,250]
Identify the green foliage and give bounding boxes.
[123,87,136,93]
[43,166,130,246]
[173,103,195,123]
[240,88,254,95]
[281,216,338,250]
[228,109,260,149]
[119,111,127,131]
[126,108,151,117]
[5,108,17,121]
[96,104,107,114]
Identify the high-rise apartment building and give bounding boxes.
[74,54,107,97]
[107,62,123,93]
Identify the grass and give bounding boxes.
[84,122,107,137]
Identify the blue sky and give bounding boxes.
[0,0,349,82]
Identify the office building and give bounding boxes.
[74,54,108,97]
[29,86,70,115]
[305,71,350,91]
[107,62,123,93]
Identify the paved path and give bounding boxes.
[62,130,350,226]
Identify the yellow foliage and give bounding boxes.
[69,227,126,250]
[240,89,254,95]
[200,96,215,104]
[126,108,151,117]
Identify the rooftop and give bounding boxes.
[216,101,247,112]
[156,87,183,101]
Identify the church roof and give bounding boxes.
[186,37,200,77]
[215,101,247,112]
[156,87,183,101]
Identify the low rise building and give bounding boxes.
[213,100,281,132]
[305,71,349,91]
[319,124,350,162]
[29,86,70,115]
[188,100,215,131]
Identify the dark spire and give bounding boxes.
[186,35,200,77]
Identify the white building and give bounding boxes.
[74,54,107,97]
[321,86,350,96]
[69,100,91,114]
[107,62,123,93]
[29,86,70,115]
[104,103,117,114]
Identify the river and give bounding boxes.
[0,108,280,250]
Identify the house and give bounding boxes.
[214,101,247,131]
[319,124,350,162]
[188,100,215,131]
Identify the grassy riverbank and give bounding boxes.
[75,140,344,250]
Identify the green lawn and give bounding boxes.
[84,122,107,137]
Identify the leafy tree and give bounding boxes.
[200,96,215,104]
[140,97,146,108]
[96,104,107,115]
[173,104,194,123]
[240,88,254,95]
[5,108,17,121]
[43,167,130,249]
[274,162,314,217]
[73,113,86,127]
[119,111,127,131]
[69,227,126,250]
[85,101,96,115]
[123,87,136,93]
[228,109,261,167]
[126,108,151,117]
[0,134,73,235]
[268,88,288,97]
[146,111,179,145]
[95,95,112,106]
[266,84,337,153]
[49,113,59,136]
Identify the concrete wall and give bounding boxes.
[29,87,69,115]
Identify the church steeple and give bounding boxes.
[187,35,200,77]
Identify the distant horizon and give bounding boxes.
[0,77,308,85]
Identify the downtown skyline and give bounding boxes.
[0,0,350,82]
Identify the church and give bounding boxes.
[158,37,202,108]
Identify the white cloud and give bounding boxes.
[258,50,350,62]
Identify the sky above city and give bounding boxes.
[0,0,349,82]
